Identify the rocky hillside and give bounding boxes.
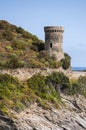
[0,71,86,130]
[0,20,86,130]
[0,94,86,130]
[0,20,45,69]
[0,20,70,70]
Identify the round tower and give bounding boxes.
[44,26,64,61]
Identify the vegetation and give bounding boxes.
[27,73,61,106]
[70,76,86,96]
[0,20,71,69]
[0,20,86,119]
[0,73,63,114]
[0,71,86,115]
[61,53,71,70]
[0,72,70,114]
[0,20,45,69]
[46,72,70,94]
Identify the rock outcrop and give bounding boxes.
[0,68,86,81]
[0,94,86,130]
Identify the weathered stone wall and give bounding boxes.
[44,26,64,61]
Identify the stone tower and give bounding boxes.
[44,26,64,61]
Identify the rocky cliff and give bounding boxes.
[0,94,86,130]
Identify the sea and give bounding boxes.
[72,67,86,71]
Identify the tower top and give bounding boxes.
[44,26,64,32]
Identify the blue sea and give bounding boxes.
[72,67,86,71]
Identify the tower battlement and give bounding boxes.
[44,26,64,61]
[44,26,64,33]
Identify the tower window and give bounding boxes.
[50,43,52,48]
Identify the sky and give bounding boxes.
[0,0,86,67]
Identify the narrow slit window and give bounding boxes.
[50,43,52,48]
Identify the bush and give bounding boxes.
[0,74,25,112]
[27,74,61,107]
[30,44,38,52]
[16,27,25,34]
[12,40,26,50]
[47,59,61,68]
[46,72,70,93]
[0,61,7,68]
[28,59,43,68]
[18,61,25,67]
[27,74,46,95]
[5,45,13,51]
[32,42,45,51]
[2,30,14,41]
[69,76,86,96]
[22,31,34,39]
[7,53,25,68]
[77,76,86,96]
[0,74,37,113]
[38,51,61,68]
[0,73,19,85]
[70,81,80,95]
[61,53,71,70]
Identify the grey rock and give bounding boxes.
[0,95,86,130]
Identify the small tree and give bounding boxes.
[7,54,24,68]
[61,53,71,70]
[46,72,70,93]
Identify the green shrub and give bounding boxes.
[70,81,80,95]
[77,76,86,96]
[46,72,70,93]
[15,50,24,56]
[0,53,3,59]
[0,61,7,68]
[5,45,13,51]
[32,42,45,51]
[69,76,86,96]
[28,59,43,68]
[22,31,34,39]
[2,30,14,41]
[61,53,71,70]
[16,27,25,34]
[27,73,62,107]
[0,73,19,84]
[7,53,25,68]
[38,51,61,68]
[18,61,25,67]
[48,60,61,68]
[27,74,46,95]
[0,74,25,112]
[12,40,26,50]
[31,35,39,42]
[30,44,38,51]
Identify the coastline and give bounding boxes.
[67,70,86,79]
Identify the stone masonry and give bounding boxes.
[44,26,64,61]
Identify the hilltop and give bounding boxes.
[0,20,44,69]
[0,20,70,70]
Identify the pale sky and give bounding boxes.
[0,0,86,67]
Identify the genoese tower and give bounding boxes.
[44,26,64,61]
